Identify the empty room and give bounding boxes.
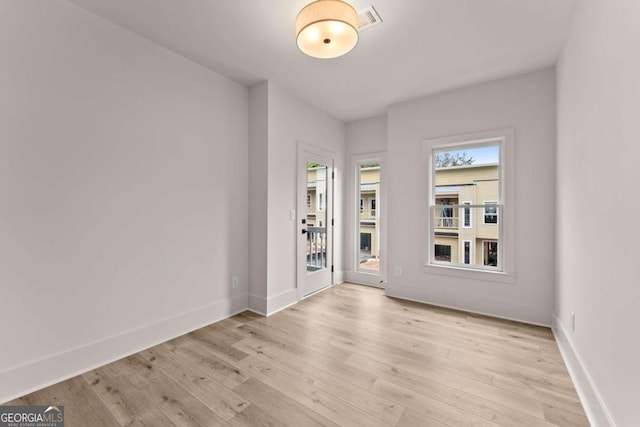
[0,1,637,426]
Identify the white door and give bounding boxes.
[297,145,333,297]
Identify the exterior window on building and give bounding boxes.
[360,198,364,213]
[435,244,451,262]
[307,194,311,208]
[462,201,472,228]
[463,241,471,264]
[319,193,323,211]
[360,233,371,251]
[483,241,498,266]
[484,201,498,224]
[430,141,502,271]
[440,199,454,227]
[371,198,376,215]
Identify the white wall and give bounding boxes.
[346,114,388,155]
[0,1,249,402]
[556,0,640,425]
[248,81,346,315]
[248,82,269,313]
[385,68,557,326]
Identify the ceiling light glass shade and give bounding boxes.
[296,0,359,59]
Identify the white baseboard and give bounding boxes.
[250,282,350,318]
[333,269,345,285]
[248,271,348,318]
[552,315,615,427]
[248,289,298,317]
[0,294,248,404]
[248,293,267,316]
[266,289,298,316]
[383,290,551,328]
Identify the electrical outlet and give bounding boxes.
[231,276,239,289]
[571,312,575,332]
[395,266,402,276]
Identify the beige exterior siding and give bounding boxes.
[433,163,499,267]
[358,167,380,258]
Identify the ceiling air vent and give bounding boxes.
[357,5,383,32]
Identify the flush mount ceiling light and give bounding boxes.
[296,0,359,59]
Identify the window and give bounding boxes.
[425,128,514,277]
[307,194,311,208]
[435,244,451,262]
[483,241,498,266]
[437,198,457,228]
[463,241,471,264]
[360,233,371,250]
[462,201,472,228]
[318,193,323,211]
[356,159,382,274]
[483,201,498,224]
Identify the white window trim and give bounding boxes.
[350,152,387,284]
[461,201,472,228]
[435,243,452,263]
[482,240,499,268]
[461,240,472,265]
[422,128,515,284]
[483,200,499,225]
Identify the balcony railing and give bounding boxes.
[434,214,459,229]
[359,209,376,219]
[306,226,327,271]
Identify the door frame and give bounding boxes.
[296,142,335,301]
[347,151,387,287]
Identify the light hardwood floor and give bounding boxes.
[6,283,588,426]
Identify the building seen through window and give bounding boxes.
[358,162,381,272]
[431,144,501,270]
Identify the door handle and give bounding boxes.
[301,229,307,234]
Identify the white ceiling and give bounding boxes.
[69,0,577,122]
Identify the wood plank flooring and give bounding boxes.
[5,283,588,426]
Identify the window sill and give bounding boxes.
[421,264,516,284]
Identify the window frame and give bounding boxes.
[351,153,386,282]
[482,240,499,267]
[483,201,499,225]
[422,128,515,284]
[435,244,452,262]
[462,240,472,265]
[461,201,472,228]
